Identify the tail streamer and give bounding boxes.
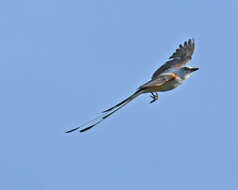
[65,90,143,133]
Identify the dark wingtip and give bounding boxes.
[65,127,80,133]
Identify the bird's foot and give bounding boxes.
[150,92,158,103]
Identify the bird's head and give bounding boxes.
[175,66,199,80]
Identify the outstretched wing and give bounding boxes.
[152,39,195,79]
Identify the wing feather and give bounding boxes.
[152,39,195,79]
[139,73,175,90]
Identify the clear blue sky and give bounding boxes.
[1,0,238,189]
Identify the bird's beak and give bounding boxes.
[191,67,199,72]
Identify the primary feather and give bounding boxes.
[152,39,195,79]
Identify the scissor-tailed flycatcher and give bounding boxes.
[66,39,198,133]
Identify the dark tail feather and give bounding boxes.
[65,90,143,133]
[65,115,102,133]
[79,122,99,132]
[65,127,80,133]
[103,90,142,113]
[80,90,141,132]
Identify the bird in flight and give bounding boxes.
[66,39,198,133]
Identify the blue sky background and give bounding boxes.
[1,0,238,189]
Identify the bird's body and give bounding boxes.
[149,78,183,92]
[140,73,183,92]
[142,66,198,93]
[66,39,199,133]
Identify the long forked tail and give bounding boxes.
[102,89,142,113]
[65,89,143,133]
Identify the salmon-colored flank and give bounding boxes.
[174,65,180,68]
[171,73,177,79]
